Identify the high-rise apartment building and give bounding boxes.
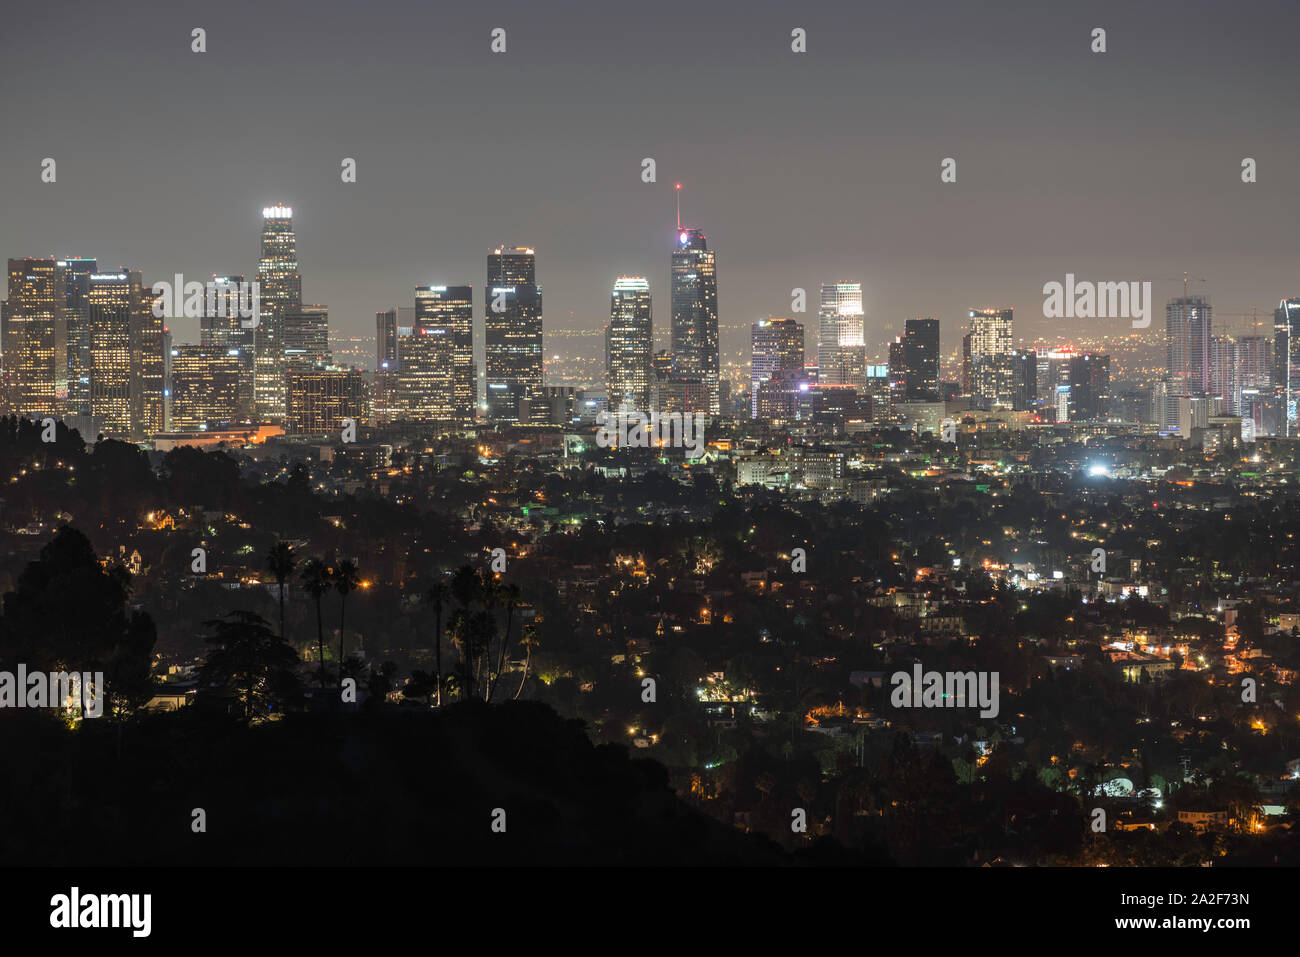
[1166,295,1212,395]
[968,307,1014,406]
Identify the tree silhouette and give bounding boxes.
[265,541,297,642]
[198,610,299,722]
[299,559,331,687]
[333,558,361,673]
[0,525,156,719]
[426,580,448,707]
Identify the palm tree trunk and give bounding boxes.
[434,605,442,708]
[315,597,326,687]
[489,601,515,701]
[513,645,531,699]
[278,580,286,641]
[339,596,347,676]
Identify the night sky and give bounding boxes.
[3,0,1298,360]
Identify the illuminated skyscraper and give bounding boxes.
[887,336,907,407]
[670,227,719,414]
[284,304,330,366]
[58,258,97,416]
[86,271,137,436]
[129,273,167,438]
[285,367,369,435]
[485,247,542,424]
[816,282,864,385]
[2,258,62,417]
[1274,299,1300,435]
[968,307,1014,406]
[169,345,245,430]
[606,276,653,414]
[428,285,474,425]
[255,205,301,420]
[1236,335,1272,390]
[750,318,804,419]
[400,285,473,425]
[1166,296,1212,395]
[198,275,254,419]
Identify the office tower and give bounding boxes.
[861,364,890,423]
[1166,295,1212,395]
[750,318,804,419]
[1274,299,1300,435]
[887,336,907,406]
[58,258,97,416]
[199,275,254,350]
[374,308,399,425]
[284,304,330,366]
[427,286,474,425]
[816,281,864,385]
[652,351,672,380]
[400,284,474,425]
[162,326,172,430]
[606,277,653,414]
[1067,352,1109,421]
[960,333,971,395]
[398,314,453,423]
[198,275,255,418]
[670,227,720,414]
[1011,348,1038,412]
[485,246,542,424]
[169,345,244,430]
[255,205,301,420]
[284,367,369,435]
[86,271,136,435]
[756,366,808,422]
[2,258,63,417]
[129,272,166,438]
[903,318,940,400]
[968,307,1014,405]
[376,309,399,370]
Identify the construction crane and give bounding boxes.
[1135,272,1208,302]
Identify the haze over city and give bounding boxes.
[3,0,1299,358]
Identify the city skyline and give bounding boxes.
[3,1,1298,356]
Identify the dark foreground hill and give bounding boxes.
[0,700,799,865]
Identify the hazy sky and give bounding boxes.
[3,0,1298,361]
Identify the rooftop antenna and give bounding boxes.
[675,183,682,230]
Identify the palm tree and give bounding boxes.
[478,571,499,700]
[334,558,361,673]
[265,541,297,642]
[300,558,331,687]
[426,581,448,707]
[449,566,481,699]
[514,623,538,699]
[488,582,521,701]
